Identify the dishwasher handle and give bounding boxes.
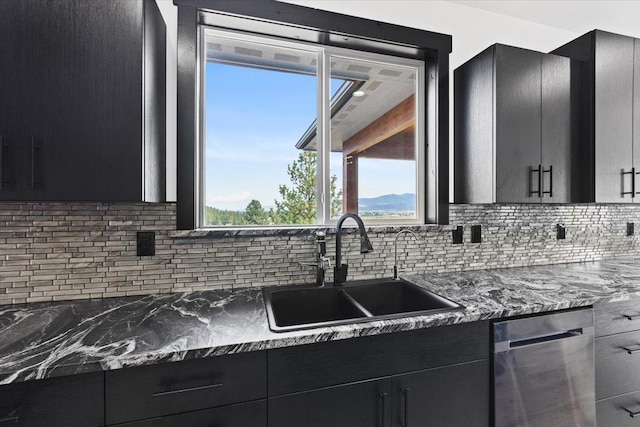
[495,327,590,352]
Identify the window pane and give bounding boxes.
[329,56,419,220]
[203,34,318,226]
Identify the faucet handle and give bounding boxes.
[315,231,327,256]
[334,264,348,285]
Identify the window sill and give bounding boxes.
[168,224,457,240]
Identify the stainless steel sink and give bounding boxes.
[263,278,462,332]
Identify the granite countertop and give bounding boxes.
[3,258,640,385]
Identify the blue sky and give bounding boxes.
[204,62,415,212]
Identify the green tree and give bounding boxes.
[205,206,244,226]
[271,151,342,224]
[244,199,269,225]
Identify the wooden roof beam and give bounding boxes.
[343,94,415,156]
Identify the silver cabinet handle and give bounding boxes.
[623,406,640,417]
[621,345,640,355]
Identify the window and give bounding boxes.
[198,28,425,228]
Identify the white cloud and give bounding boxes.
[210,191,252,203]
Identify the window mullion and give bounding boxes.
[317,49,331,225]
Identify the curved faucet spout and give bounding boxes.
[393,229,420,279]
[334,213,373,286]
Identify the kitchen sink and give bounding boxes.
[265,287,368,328]
[344,278,461,316]
[263,278,463,332]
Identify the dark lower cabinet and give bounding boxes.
[118,400,266,427]
[268,322,490,427]
[0,373,104,427]
[0,322,490,427]
[269,379,392,427]
[393,360,489,427]
[268,360,489,427]
[105,351,266,425]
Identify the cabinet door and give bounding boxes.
[119,400,266,427]
[7,0,143,201]
[495,45,542,203]
[0,373,104,427]
[541,54,572,203]
[392,359,489,427]
[0,0,33,198]
[633,38,640,198]
[594,32,634,202]
[269,378,392,427]
[18,0,145,201]
[597,390,640,427]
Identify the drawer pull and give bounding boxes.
[624,314,639,321]
[152,382,223,397]
[0,415,19,424]
[623,406,640,418]
[621,345,640,355]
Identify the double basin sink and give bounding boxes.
[263,278,463,332]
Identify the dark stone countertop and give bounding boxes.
[2,257,640,385]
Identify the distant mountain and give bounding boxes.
[358,193,415,212]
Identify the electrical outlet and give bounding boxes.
[471,225,481,243]
[452,226,463,244]
[628,222,635,236]
[137,231,155,256]
[557,224,566,240]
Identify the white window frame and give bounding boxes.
[197,27,426,229]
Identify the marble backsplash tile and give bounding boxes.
[1,202,639,305]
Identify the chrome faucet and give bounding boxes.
[393,229,419,279]
[334,213,374,286]
[315,231,329,287]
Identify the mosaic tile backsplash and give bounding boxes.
[1,202,640,305]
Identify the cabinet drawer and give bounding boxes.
[596,330,640,400]
[117,400,266,427]
[597,390,640,427]
[106,351,266,425]
[595,298,640,337]
[268,321,489,396]
[269,378,392,427]
[0,372,104,427]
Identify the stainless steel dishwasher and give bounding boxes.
[493,308,595,427]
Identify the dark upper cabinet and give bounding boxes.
[552,30,638,203]
[455,44,573,204]
[0,0,165,202]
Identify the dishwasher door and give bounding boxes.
[493,309,595,427]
